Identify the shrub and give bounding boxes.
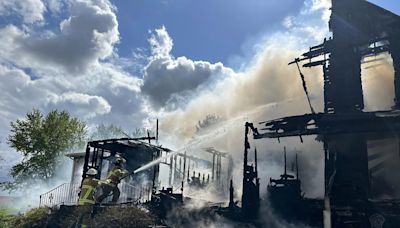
[10,207,50,228]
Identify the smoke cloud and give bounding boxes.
[154,0,398,202]
[362,54,396,111]
[153,0,328,200]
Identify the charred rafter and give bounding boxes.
[255,111,400,139]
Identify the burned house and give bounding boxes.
[81,137,171,203]
[246,0,400,227]
[39,137,170,207]
[166,148,233,194]
[166,152,210,189]
[83,138,160,185]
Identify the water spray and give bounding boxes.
[131,101,299,175]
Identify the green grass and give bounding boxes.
[0,208,16,228]
[9,207,50,228]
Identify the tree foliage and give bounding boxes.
[3,109,86,190]
[89,124,154,141]
[89,123,126,140]
[195,114,222,133]
[129,128,153,138]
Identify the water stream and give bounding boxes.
[133,101,286,174]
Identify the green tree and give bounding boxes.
[195,114,222,133]
[129,128,152,138]
[89,124,154,141]
[3,109,86,190]
[89,123,126,140]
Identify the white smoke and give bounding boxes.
[151,0,330,202]
[8,156,74,212]
[139,2,335,227]
[153,0,398,202]
[362,53,396,111]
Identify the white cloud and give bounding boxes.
[0,0,144,155]
[142,56,233,109]
[46,0,65,15]
[142,27,235,110]
[148,26,173,59]
[305,0,332,22]
[0,0,119,74]
[28,0,119,73]
[309,0,331,11]
[282,16,294,28]
[0,64,121,125]
[0,0,46,24]
[47,92,111,119]
[65,64,146,128]
[0,65,49,119]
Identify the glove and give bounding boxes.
[98,179,111,186]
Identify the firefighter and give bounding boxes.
[96,157,128,203]
[77,168,99,228]
[78,168,99,205]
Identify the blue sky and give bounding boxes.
[112,0,304,67]
[111,0,400,68]
[370,0,400,14]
